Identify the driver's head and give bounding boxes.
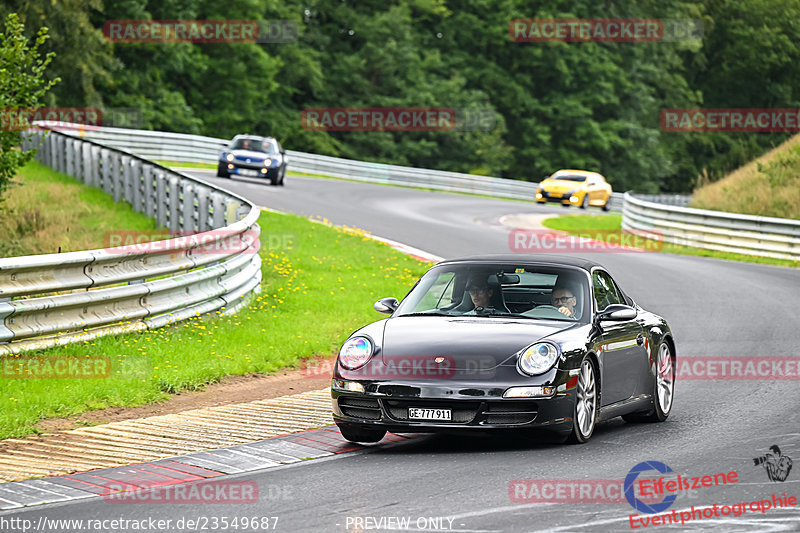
[467,275,493,309]
[242,140,250,149]
[551,283,577,313]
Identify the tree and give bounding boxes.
[0,12,60,203]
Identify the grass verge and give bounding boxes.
[0,161,159,257]
[691,134,800,219]
[154,160,216,169]
[0,211,431,439]
[541,214,799,268]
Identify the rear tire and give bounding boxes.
[623,341,674,423]
[338,424,387,443]
[602,197,611,211]
[566,357,597,444]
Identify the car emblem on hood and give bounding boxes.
[434,357,446,364]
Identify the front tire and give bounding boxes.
[216,164,229,178]
[567,357,597,444]
[623,341,675,423]
[579,194,588,209]
[338,424,387,443]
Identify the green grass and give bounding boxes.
[154,160,216,169]
[0,161,160,257]
[0,211,431,439]
[691,134,800,219]
[541,214,799,268]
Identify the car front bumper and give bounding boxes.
[220,160,282,178]
[331,373,577,434]
[536,191,581,205]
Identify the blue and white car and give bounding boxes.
[218,135,287,186]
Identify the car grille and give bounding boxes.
[383,400,480,423]
[481,401,538,425]
[338,397,381,420]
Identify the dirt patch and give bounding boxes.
[35,357,336,433]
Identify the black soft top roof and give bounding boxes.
[437,254,604,272]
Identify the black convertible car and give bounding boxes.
[332,255,676,444]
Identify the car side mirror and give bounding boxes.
[595,304,636,323]
[374,297,399,314]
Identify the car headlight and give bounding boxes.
[518,342,559,375]
[225,153,234,161]
[339,337,373,370]
[264,158,272,166]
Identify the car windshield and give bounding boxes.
[231,138,277,153]
[394,263,590,322]
[552,175,587,182]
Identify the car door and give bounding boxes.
[592,270,647,406]
[586,177,600,204]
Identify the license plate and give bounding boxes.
[408,408,451,421]
[550,193,561,198]
[238,168,258,176]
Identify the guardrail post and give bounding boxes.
[210,192,226,229]
[167,175,181,232]
[196,187,211,232]
[89,145,101,187]
[225,200,241,226]
[155,171,167,227]
[122,156,134,204]
[182,182,197,233]
[100,148,111,195]
[82,142,92,185]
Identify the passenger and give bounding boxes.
[551,283,578,318]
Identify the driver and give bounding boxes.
[467,276,494,310]
[551,283,579,318]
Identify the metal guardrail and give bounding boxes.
[622,192,800,261]
[0,129,262,355]
[59,124,629,210]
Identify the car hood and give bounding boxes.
[541,179,585,193]
[379,316,575,369]
[230,149,273,160]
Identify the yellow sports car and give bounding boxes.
[536,169,613,210]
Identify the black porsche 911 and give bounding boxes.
[217,134,287,185]
[332,255,676,444]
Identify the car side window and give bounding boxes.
[412,272,455,312]
[592,270,623,311]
